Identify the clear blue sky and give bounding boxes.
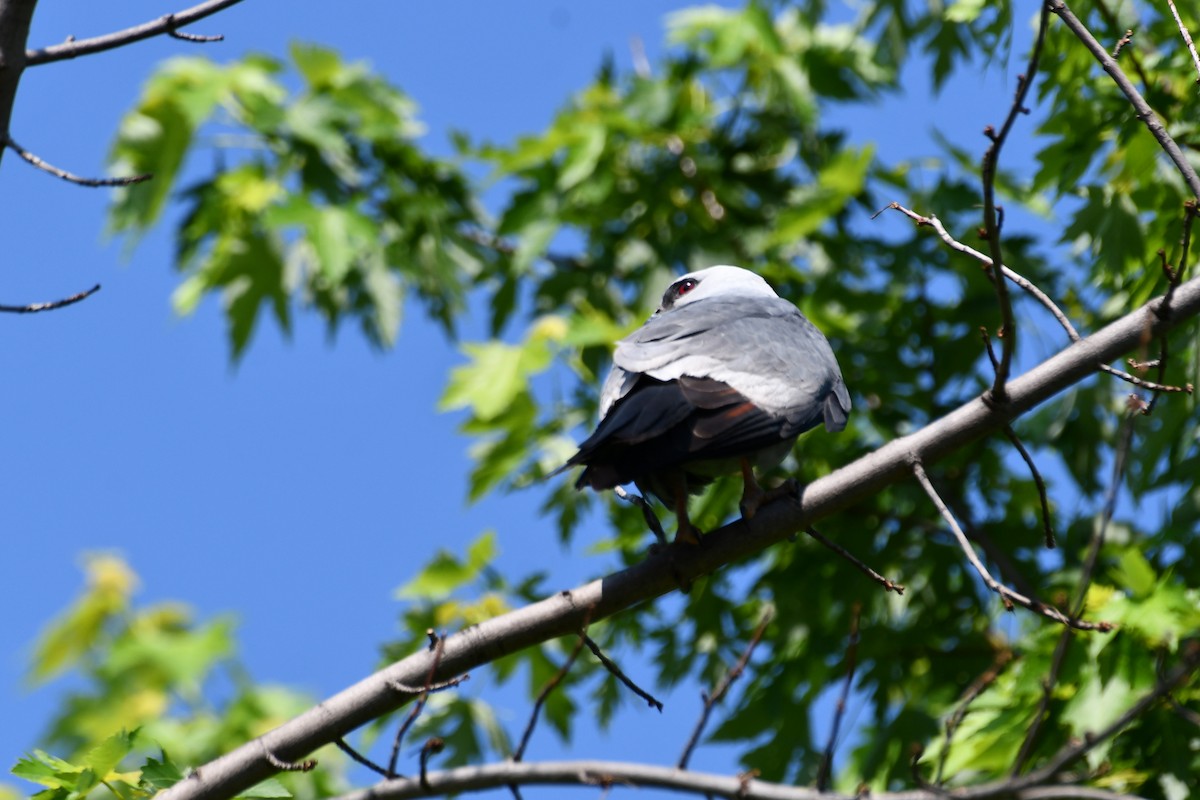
[1,3,1045,798]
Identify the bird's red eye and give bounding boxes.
[676,279,697,295]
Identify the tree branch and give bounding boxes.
[583,635,663,712]
[155,274,1200,800]
[1165,0,1200,82]
[912,461,1105,630]
[24,0,244,66]
[333,647,1197,800]
[816,604,861,792]
[4,134,151,186]
[979,2,1051,403]
[0,0,40,173]
[1013,408,1138,774]
[677,612,770,770]
[387,634,446,778]
[513,608,594,762]
[324,758,1155,800]
[804,525,904,594]
[0,283,99,313]
[1049,0,1200,200]
[1001,423,1054,549]
[1020,643,1200,785]
[881,203,1192,395]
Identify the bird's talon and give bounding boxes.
[674,522,703,546]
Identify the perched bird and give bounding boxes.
[564,265,850,544]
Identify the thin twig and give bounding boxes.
[334,738,389,778]
[1012,409,1137,775]
[1111,29,1134,59]
[1148,203,1199,414]
[26,0,244,65]
[677,612,772,770]
[0,283,100,314]
[513,607,596,762]
[419,738,444,791]
[1049,0,1200,200]
[1002,423,1055,549]
[804,526,904,594]
[915,460,1011,611]
[816,604,862,792]
[979,3,1051,402]
[583,635,663,712]
[390,674,470,695]
[258,742,316,772]
[167,25,224,43]
[5,137,151,187]
[935,647,1014,785]
[881,203,1191,395]
[1166,0,1200,82]
[388,635,446,779]
[912,461,1111,631]
[981,327,1001,373]
[1094,0,1156,92]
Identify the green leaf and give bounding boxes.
[11,753,78,790]
[396,530,499,600]
[82,729,138,781]
[1111,548,1157,598]
[439,338,553,422]
[558,124,607,191]
[944,0,987,23]
[28,555,136,684]
[139,753,185,791]
[466,530,499,573]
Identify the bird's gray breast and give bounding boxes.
[607,295,848,434]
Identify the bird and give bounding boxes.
[562,265,851,545]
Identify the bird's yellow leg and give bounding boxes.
[741,460,801,520]
[739,458,766,520]
[672,475,701,546]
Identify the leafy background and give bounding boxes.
[3,1,1198,799]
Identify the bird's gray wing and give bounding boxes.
[597,363,638,420]
[613,295,850,436]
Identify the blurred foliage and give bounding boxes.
[11,0,1200,798]
[9,556,346,800]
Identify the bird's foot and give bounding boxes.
[739,459,766,520]
[673,519,703,547]
[763,478,801,506]
[741,477,801,521]
[739,483,765,520]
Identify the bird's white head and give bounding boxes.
[657,265,779,312]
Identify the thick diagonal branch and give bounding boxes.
[155,274,1200,800]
